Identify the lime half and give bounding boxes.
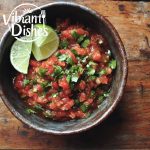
[10,36,32,74]
[32,24,59,61]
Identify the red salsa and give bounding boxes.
[14,19,116,121]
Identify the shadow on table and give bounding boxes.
[27,99,125,149]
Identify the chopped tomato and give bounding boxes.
[79,80,86,90]
[58,77,70,90]
[92,51,101,62]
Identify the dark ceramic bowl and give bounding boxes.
[0,2,127,135]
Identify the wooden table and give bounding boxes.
[0,0,150,149]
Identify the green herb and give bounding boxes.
[88,75,96,81]
[98,91,110,104]
[70,65,83,74]
[53,66,63,78]
[80,104,88,113]
[31,79,37,85]
[104,92,109,97]
[66,57,74,65]
[71,73,79,82]
[109,59,117,69]
[80,56,88,63]
[88,61,97,66]
[77,35,85,43]
[66,74,71,83]
[81,39,90,48]
[86,61,97,76]
[23,79,30,87]
[91,90,95,97]
[33,104,44,111]
[98,95,104,103]
[51,93,58,98]
[55,52,61,57]
[58,54,68,61]
[58,54,74,65]
[43,110,52,118]
[40,81,51,89]
[74,99,80,105]
[99,69,107,76]
[87,67,95,76]
[25,108,36,115]
[71,30,79,39]
[71,49,78,56]
[78,65,84,74]
[38,68,47,77]
[59,39,69,49]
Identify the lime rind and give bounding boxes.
[10,36,32,74]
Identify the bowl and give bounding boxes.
[0,2,127,135]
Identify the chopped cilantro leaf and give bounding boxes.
[71,30,79,39]
[81,56,88,63]
[25,108,36,115]
[77,35,85,43]
[71,49,78,56]
[58,54,67,61]
[23,79,30,87]
[99,69,107,76]
[31,79,37,85]
[87,67,95,76]
[34,104,44,111]
[70,65,83,74]
[109,59,117,69]
[53,66,63,77]
[88,75,96,81]
[40,81,51,89]
[98,95,104,103]
[98,91,110,104]
[86,61,97,76]
[38,68,47,77]
[66,57,74,65]
[88,61,97,66]
[80,104,88,113]
[59,39,69,49]
[81,39,90,48]
[103,92,109,97]
[91,90,95,97]
[66,74,71,83]
[51,93,58,98]
[74,99,80,105]
[71,73,79,82]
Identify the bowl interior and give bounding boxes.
[0,3,127,134]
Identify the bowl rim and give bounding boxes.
[0,1,128,135]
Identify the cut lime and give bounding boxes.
[32,24,59,61]
[10,36,32,74]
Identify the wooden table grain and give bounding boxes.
[0,0,150,149]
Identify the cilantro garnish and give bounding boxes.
[59,39,69,49]
[81,39,90,48]
[109,59,117,69]
[25,108,36,115]
[23,79,30,87]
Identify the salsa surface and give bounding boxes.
[14,19,116,121]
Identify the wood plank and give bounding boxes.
[0,0,150,149]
